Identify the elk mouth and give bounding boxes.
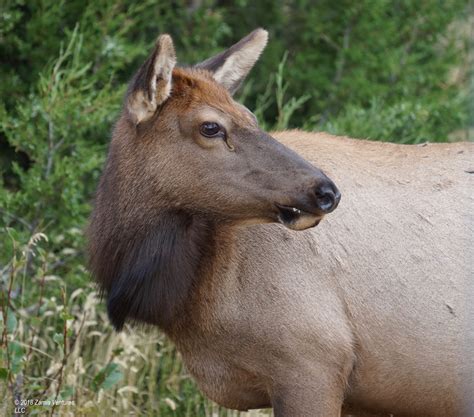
[275,203,323,231]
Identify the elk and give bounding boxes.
[88,29,473,416]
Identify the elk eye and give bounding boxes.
[200,122,223,138]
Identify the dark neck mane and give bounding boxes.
[90,211,216,331]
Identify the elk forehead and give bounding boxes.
[171,68,257,127]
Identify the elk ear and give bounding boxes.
[126,34,176,125]
[195,28,268,95]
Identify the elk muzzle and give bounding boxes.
[276,177,341,231]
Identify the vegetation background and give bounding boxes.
[0,0,471,416]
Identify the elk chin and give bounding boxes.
[276,205,322,231]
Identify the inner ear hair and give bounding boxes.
[195,28,268,95]
[126,34,177,125]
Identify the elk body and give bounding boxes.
[88,29,473,416]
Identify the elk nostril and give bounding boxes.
[314,184,340,213]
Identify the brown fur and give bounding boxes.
[88,30,474,417]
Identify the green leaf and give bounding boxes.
[53,332,64,346]
[8,341,24,374]
[0,367,8,380]
[60,385,74,400]
[6,309,17,333]
[29,316,42,327]
[92,362,123,392]
[61,311,74,321]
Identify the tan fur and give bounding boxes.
[167,131,473,417]
[173,133,473,417]
[89,30,474,417]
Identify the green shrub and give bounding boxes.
[322,94,468,143]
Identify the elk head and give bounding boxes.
[88,29,340,330]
